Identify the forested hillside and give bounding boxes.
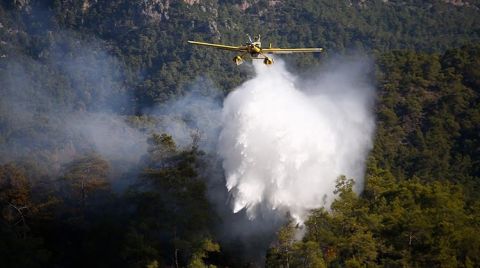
[266,46,480,268]
[0,0,479,267]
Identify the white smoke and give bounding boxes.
[218,59,375,223]
[150,80,223,151]
[0,34,149,177]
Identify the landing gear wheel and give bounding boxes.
[263,57,274,65]
[233,56,244,65]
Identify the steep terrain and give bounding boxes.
[0,0,479,267]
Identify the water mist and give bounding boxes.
[218,59,376,223]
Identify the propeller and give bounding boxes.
[247,34,253,43]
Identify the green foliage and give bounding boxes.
[267,45,480,267]
[188,239,220,268]
[373,45,480,197]
[274,172,480,267]
[0,0,480,267]
[147,133,177,164]
[266,221,326,268]
[3,0,480,106]
[124,133,219,267]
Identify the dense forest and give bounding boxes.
[0,0,479,267]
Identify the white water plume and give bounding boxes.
[218,59,375,223]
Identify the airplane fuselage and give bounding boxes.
[246,42,262,57]
[234,41,273,65]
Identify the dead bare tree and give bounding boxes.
[7,202,29,239]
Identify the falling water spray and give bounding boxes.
[218,59,376,223]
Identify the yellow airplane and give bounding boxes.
[188,35,323,65]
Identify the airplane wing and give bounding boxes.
[262,48,324,54]
[188,41,246,52]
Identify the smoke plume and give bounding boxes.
[218,59,375,223]
[149,78,223,151]
[0,33,148,177]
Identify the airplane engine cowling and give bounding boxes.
[263,57,274,65]
[233,56,244,65]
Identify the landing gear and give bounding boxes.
[233,55,244,65]
[232,53,274,66]
[263,57,274,65]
